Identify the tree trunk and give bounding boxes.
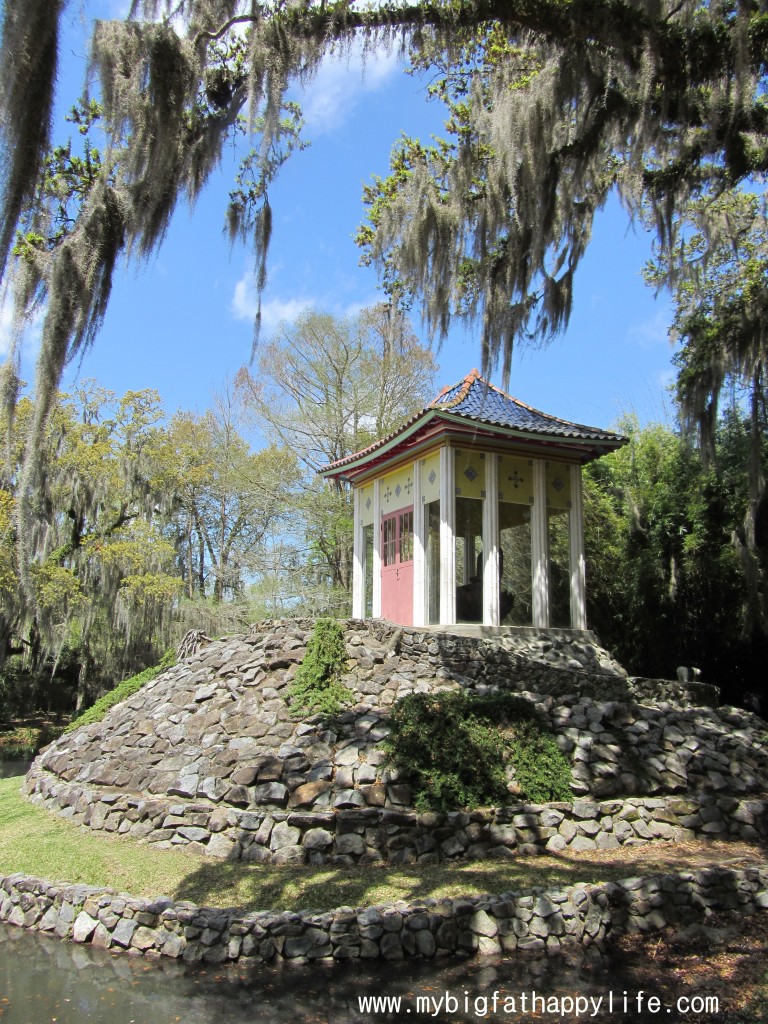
[734,363,767,638]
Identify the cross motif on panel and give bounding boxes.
[384,486,392,502]
[508,470,523,489]
[552,477,564,493]
[404,478,413,494]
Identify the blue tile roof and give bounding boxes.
[431,370,622,441]
[320,369,626,476]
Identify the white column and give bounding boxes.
[412,460,426,626]
[569,464,588,629]
[352,487,365,619]
[439,445,456,624]
[482,454,500,626]
[372,477,382,618]
[531,459,550,628]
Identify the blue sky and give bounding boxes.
[2,4,678,435]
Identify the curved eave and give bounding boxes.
[318,410,437,481]
[320,410,627,485]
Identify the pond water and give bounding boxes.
[0,760,30,779]
[0,761,725,1024]
[2,922,683,1024]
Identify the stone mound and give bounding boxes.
[26,619,768,864]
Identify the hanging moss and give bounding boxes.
[1,0,766,576]
[0,0,62,279]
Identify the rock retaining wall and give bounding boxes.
[2,864,767,965]
[32,621,764,826]
[24,767,768,864]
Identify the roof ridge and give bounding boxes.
[430,368,482,409]
[453,372,611,433]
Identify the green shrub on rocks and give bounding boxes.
[65,650,176,733]
[288,618,352,717]
[384,691,572,811]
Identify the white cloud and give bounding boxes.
[231,274,315,332]
[627,309,672,349]
[231,274,383,334]
[259,296,316,332]
[299,43,400,134]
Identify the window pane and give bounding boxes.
[548,507,570,627]
[455,496,482,623]
[399,509,414,562]
[382,517,396,566]
[363,524,373,618]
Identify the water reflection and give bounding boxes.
[0,920,723,1024]
[0,761,29,779]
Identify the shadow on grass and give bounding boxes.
[171,835,768,914]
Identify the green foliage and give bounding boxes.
[643,191,768,644]
[0,723,64,761]
[65,650,176,733]
[12,99,106,259]
[288,618,352,718]
[0,652,80,723]
[384,691,572,812]
[237,305,437,602]
[504,717,573,805]
[584,414,767,703]
[1,386,183,697]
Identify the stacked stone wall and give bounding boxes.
[26,619,768,863]
[25,767,768,864]
[2,865,767,965]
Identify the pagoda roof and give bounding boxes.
[320,369,627,481]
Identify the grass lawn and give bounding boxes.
[1,775,765,914]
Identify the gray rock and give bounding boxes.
[303,828,334,850]
[112,918,138,948]
[270,822,301,850]
[336,833,366,856]
[72,911,98,944]
[254,782,288,806]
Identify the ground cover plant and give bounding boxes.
[64,650,176,733]
[385,691,572,811]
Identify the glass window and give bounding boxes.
[363,524,373,618]
[382,516,396,567]
[399,509,414,562]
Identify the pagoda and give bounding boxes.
[320,370,627,630]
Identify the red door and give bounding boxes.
[381,507,414,625]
